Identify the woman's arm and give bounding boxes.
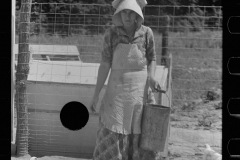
[146,27,161,92]
[90,28,112,113]
[147,60,161,92]
[147,60,156,79]
[93,61,111,97]
[94,27,113,97]
[146,26,157,79]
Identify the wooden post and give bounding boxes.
[15,0,32,156]
[158,15,172,158]
[161,15,170,67]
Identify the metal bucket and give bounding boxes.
[140,95,171,152]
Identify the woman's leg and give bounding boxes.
[93,121,122,160]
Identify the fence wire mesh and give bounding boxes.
[14,2,222,159]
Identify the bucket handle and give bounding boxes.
[145,87,171,108]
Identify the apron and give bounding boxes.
[100,43,156,135]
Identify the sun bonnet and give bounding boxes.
[112,0,148,26]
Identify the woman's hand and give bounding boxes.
[148,77,162,92]
[89,94,99,114]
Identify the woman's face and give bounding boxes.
[120,9,137,28]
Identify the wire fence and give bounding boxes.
[15,3,222,35]
[14,2,222,158]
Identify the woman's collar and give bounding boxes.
[117,25,145,38]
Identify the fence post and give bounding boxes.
[15,0,32,156]
[161,15,170,67]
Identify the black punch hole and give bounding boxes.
[227,16,240,34]
[227,57,240,75]
[227,98,240,115]
[227,139,240,157]
[227,99,240,132]
[60,101,89,131]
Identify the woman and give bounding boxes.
[89,0,164,159]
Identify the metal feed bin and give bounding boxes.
[25,57,172,158]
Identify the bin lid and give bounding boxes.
[15,44,79,56]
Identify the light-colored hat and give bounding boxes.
[112,0,148,26]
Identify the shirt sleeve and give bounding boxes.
[101,28,113,64]
[146,27,157,62]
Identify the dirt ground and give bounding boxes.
[12,98,222,160]
[11,127,221,160]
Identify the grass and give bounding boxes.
[15,30,222,108]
